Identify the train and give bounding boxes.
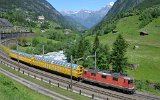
[8,49,135,93]
[9,50,84,78]
[82,69,135,93]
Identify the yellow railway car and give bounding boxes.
[9,50,84,78]
[9,50,33,64]
[0,44,11,54]
[33,55,84,78]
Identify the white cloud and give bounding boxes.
[109,2,114,6]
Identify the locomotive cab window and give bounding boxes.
[91,73,96,76]
[128,80,133,84]
[113,77,118,81]
[101,75,107,79]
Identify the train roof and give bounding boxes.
[85,68,133,80]
[11,50,32,58]
[11,50,81,69]
[34,56,80,69]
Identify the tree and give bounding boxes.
[151,7,160,18]
[17,38,28,47]
[76,36,85,58]
[96,44,110,70]
[64,36,92,65]
[110,34,128,73]
[46,40,54,52]
[139,10,153,28]
[41,22,50,29]
[64,39,78,62]
[81,39,92,67]
[32,38,39,47]
[93,35,99,53]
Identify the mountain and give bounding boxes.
[0,0,64,23]
[61,4,112,29]
[104,0,144,20]
[0,0,79,30]
[92,0,160,35]
[64,16,87,31]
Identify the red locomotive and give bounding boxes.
[82,68,135,93]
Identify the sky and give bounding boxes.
[47,0,116,11]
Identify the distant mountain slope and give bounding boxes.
[61,4,112,29]
[104,0,144,20]
[0,0,79,30]
[0,0,64,23]
[136,0,160,10]
[64,16,87,31]
[91,0,160,35]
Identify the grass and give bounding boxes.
[0,63,91,100]
[87,16,160,95]
[135,80,160,96]
[0,72,52,100]
[34,36,60,43]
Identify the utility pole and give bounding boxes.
[42,45,44,58]
[70,56,83,89]
[95,51,97,70]
[70,55,73,90]
[17,41,20,69]
[0,33,1,45]
[85,51,97,70]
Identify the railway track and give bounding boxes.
[0,67,73,100]
[133,93,160,100]
[1,38,160,100]
[0,50,135,100]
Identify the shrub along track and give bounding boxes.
[1,38,160,100]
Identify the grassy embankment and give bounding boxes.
[0,63,91,100]
[0,72,52,100]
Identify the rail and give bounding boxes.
[1,36,160,100]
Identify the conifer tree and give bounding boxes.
[97,44,110,70]
[93,35,99,53]
[110,34,128,73]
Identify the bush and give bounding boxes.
[139,11,153,28]
[135,80,150,90]
[46,40,62,52]
[154,83,160,91]
[25,48,33,54]
[41,22,50,30]
[18,38,28,47]
[10,44,16,50]
[32,38,39,47]
[151,7,160,18]
[139,7,160,28]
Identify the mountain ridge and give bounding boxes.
[91,0,160,35]
[0,0,64,23]
[0,0,80,30]
[61,4,112,29]
[104,0,144,20]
